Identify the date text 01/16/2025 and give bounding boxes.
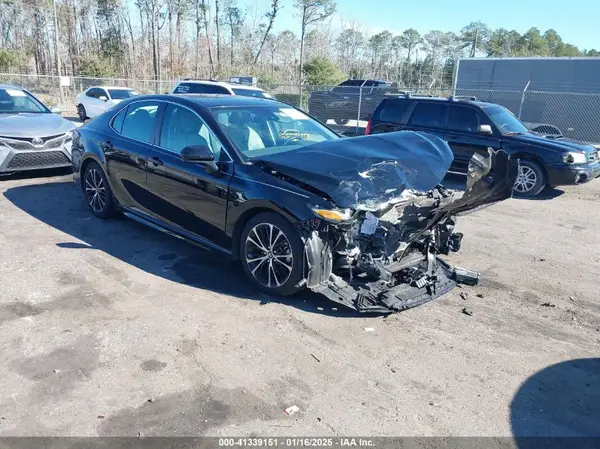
[218,438,375,447]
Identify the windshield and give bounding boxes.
[108,89,138,100]
[231,88,272,99]
[0,88,48,114]
[482,104,529,135]
[212,105,338,159]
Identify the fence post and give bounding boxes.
[518,80,531,119]
[356,80,367,136]
[452,58,460,97]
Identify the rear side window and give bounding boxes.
[120,101,159,143]
[373,99,413,125]
[111,106,128,133]
[409,102,447,128]
[173,83,230,94]
[447,106,480,132]
[86,88,97,98]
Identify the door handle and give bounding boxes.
[148,156,163,167]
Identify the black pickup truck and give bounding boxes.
[308,79,398,125]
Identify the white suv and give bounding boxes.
[171,80,273,99]
[76,86,138,121]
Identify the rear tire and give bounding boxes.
[77,104,87,122]
[82,161,118,218]
[240,212,306,296]
[513,160,546,197]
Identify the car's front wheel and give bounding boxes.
[77,104,87,122]
[240,212,306,296]
[333,118,349,125]
[513,160,546,197]
[83,161,118,218]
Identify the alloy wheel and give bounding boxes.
[85,168,107,213]
[244,223,293,289]
[514,165,537,193]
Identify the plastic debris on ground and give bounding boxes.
[284,405,300,416]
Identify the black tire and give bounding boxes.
[513,160,546,197]
[333,118,350,125]
[82,161,118,218]
[77,104,87,122]
[240,212,306,296]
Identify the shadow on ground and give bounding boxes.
[3,179,370,318]
[0,167,73,181]
[511,358,600,447]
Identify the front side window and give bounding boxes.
[108,89,138,100]
[86,88,97,98]
[447,106,480,132]
[212,105,338,159]
[482,104,529,135]
[160,104,224,161]
[120,101,159,143]
[409,102,447,128]
[0,88,48,114]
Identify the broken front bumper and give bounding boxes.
[310,256,479,314]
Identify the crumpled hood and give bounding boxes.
[514,133,596,153]
[0,113,75,138]
[257,131,454,209]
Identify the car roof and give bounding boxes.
[176,94,278,107]
[0,84,24,90]
[382,95,494,108]
[89,86,134,90]
[176,79,264,91]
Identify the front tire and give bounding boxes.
[513,160,546,197]
[240,212,306,296]
[77,104,87,122]
[333,118,349,125]
[83,161,118,218]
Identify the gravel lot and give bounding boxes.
[0,170,598,437]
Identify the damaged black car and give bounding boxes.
[71,94,518,313]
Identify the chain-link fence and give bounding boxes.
[2,73,600,144]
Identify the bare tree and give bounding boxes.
[214,0,220,70]
[253,0,280,65]
[224,2,244,67]
[294,0,336,84]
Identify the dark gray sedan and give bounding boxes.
[0,84,75,174]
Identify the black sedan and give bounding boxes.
[72,94,518,313]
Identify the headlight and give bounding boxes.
[562,152,587,164]
[312,207,353,222]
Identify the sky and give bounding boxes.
[249,0,600,51]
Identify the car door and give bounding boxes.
[445,104,502,173]
[84,88,99,117]
[144,102,233,249]
[104,100,161,213]
[96,88,110,115]
[406,101,449,140]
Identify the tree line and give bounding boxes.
[0,0,598,88]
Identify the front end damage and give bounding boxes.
[258,132,519,313]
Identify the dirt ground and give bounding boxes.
[0,169,598,437]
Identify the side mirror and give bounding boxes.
[478,124,493,134]
[50,106,61,114]
[99,95,108,102]
[181,145,214,163]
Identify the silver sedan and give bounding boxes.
[0,84,75,174]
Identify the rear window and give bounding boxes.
[373,99,413,124]
[409,102,447,128]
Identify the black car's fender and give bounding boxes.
[226,163,330,260]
